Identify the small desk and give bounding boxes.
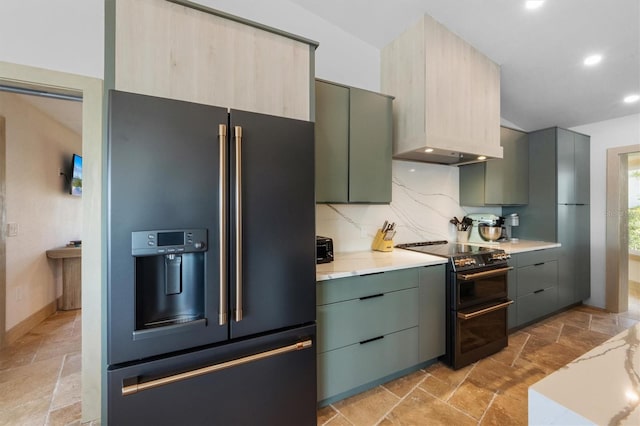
[46,247,81,310]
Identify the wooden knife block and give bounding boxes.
[371,229,394,252]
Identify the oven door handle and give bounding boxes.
[456,266,513,281]
[457,300,513,321]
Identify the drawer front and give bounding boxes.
[317,287,418,353]
[317,327,419,401]
[317,268,419,305]
[517,248,558,267]
[517,286,558,326]
[517,260,558,297]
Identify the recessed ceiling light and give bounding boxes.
[583,54,602,66]
[409,168,416,173]
[624,94,640,103]
[424,148,434,153]
[525,0,544,10]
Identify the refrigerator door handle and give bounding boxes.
[218,124,228,326]
[121,339,313,396]
[234,126,243,322]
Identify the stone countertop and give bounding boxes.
[316,240,560,282]
[529,323,640,425]
[316,249,447,282]
[463,239,561,254]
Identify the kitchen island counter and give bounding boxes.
[529,323,640,425]
[316,249,446,282]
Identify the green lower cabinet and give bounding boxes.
[507,257,517,329]
[317,327,419,402]
[316,265,445,404]
[418,265,446,362]
[512,249,560,328]
[317,287,418,353]
[517,287,558,325]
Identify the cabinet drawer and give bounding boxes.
[317,268,419,305]
[317,288,418,353]
[517,249,558,267]
[517,286,558,325]
[517,260,558,297]
[317,327,418,401]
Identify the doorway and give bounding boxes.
[606,145,640,314]
[0,61,102,422]
[0,89,83,345]
[627,153,640,315]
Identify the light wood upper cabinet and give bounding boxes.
[381,14,502,163]
[109,0,315,121]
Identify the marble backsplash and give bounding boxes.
[316,160,500,252]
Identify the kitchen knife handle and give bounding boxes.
[218,124,228,326]
[234,126,243,322]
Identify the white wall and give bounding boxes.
[571,113,640,308]
[0,0,104,78]
[318,160,500,252]
[1,92,82,331]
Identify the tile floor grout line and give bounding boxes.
[555,323,564,343]
[415,385,479,423]
[328,402,357,426]
[444,362,476,403]
[44,352,68,425]
[374,373,429,425]
[321,405,341,426]
[476,391,498,425]
[510,332,531,368]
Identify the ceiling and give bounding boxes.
[14,93,82,135]
[290,0,640,131]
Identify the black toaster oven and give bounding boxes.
[316,236,333,264]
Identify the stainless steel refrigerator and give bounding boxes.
[106,90,316,425]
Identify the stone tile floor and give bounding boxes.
[0,310,81,426]
[317,304,640,426]
[2,303,639,426]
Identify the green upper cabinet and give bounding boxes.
[557,128,590,205]
[459,127,529,206]
[315,79,393,204]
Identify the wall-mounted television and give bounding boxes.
[70,154,82,196]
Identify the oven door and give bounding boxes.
[453,299,513,369]
[455,266,512,309]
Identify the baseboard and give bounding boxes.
[5,300,58,346]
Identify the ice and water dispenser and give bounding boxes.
[132,229,208,333]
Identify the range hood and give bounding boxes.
[393,145,499,166]
[381,14,503,166]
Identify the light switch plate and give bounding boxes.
[7,222,18,237]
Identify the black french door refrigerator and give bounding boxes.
[106,90,316,425]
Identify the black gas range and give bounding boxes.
[396,241,513,369]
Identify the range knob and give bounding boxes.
[455,257,476,267]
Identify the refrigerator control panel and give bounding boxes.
[132,229,207,256]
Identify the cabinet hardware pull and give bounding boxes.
[234,126,243,322]
[359,293,384,301]
[534,262,545,266]
[122,339,312,396]
[218,124,228,326]
[359,335,384,345]
[457,300,513,320]
[360,272,384,277]
[457,266,513,281]
[534,289,545,294]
